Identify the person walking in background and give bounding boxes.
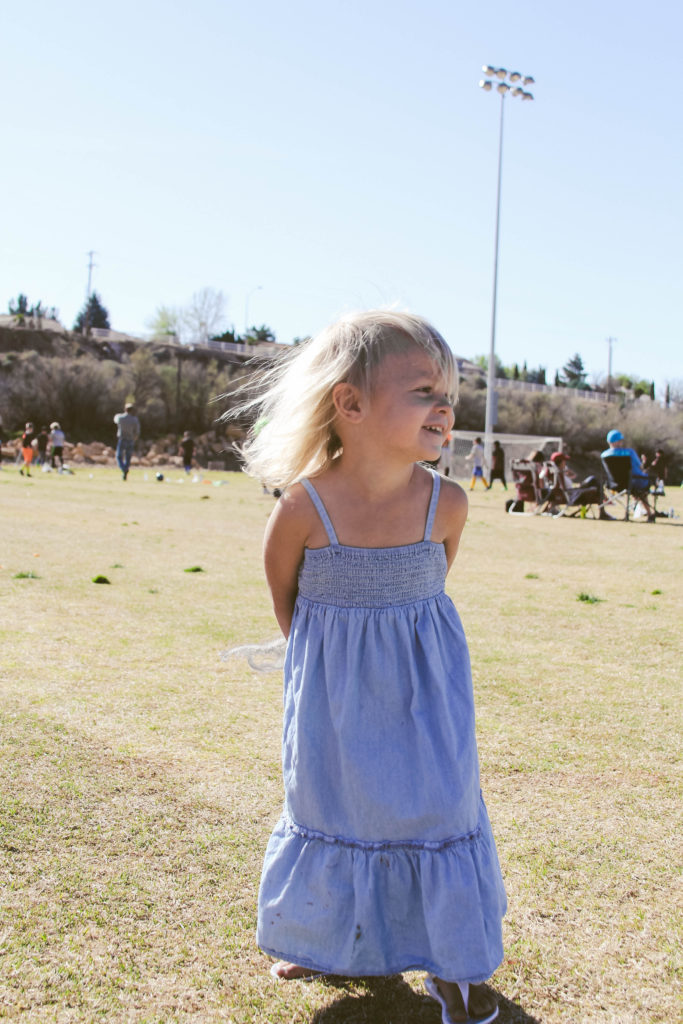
[49,422,66,470]
[114,402,140,481]
[488,440,507,490]
[36,426,49,467]
[178,431,195,474]
[232,311,505,1024]
[19,422,36,476]
[465,436,489,490]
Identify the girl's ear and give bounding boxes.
[332,382,365,423]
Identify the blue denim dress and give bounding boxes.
[257,471,506,983]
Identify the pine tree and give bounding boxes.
[561,353,587,388]
[74,292,111,334]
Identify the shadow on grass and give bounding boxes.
[308,975,541,1024]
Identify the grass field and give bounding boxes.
[1,466,681,1024]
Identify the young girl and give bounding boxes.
[235,311,506,1024]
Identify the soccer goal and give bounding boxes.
[441,431,563,480]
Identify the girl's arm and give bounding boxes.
[437,478,469,571]
[263,486,311,638]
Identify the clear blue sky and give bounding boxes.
[4,0,682,395]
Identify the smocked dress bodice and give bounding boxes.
[296,466,447,608]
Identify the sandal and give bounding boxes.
[424,975,498,1024]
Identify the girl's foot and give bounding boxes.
[426,976,498,1024]
[269,960,322,981]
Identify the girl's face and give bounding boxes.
[363,347,454,462]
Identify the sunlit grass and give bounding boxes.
[1,466,681,1023]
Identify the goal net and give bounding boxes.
[440,431,563,480]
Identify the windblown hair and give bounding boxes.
[225,309,458,491]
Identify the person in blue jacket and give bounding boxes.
[601,429,654,522]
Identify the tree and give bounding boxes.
[526,366,546,385]
[74,292,110,334]
[181,287,227,345]
[211,328,238,345]
[147,305,180,342]
[243,324,276,345]
[473,354,507,379]
[664,380,683,408]
[8,295,58,327]
[8,294,30,317]
[561,353,587,388]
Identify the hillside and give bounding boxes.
[1,325,681,481]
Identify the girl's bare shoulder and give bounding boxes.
[438,474,468,512]
[431,472,468,538]
[265,481,322,546]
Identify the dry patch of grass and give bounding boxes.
[1,468,681,1022]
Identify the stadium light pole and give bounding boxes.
[479,66,534,470]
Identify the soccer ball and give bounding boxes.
[155,472,164,482]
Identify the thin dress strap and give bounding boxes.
[423,470,441,542]
[300,478,340,546]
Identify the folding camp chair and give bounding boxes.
[507,459,548,515]
[543,462,602,519]
[601,454,653,522]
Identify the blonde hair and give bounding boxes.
[226,309,457,491]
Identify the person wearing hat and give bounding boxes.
[543,450,611,518]
[114,402,140,481]
[49,422,66,470]
[602,430,654,521]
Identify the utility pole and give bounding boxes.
[84,250,97,337]
[606,336,616,400]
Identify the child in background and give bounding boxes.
[20,422,36,476]
[49,422,66,470]
[465,437,489,490]
[233,310,506,1024]
[488,440,507,491]
[178,431,195,473]
[36,426,49,467]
